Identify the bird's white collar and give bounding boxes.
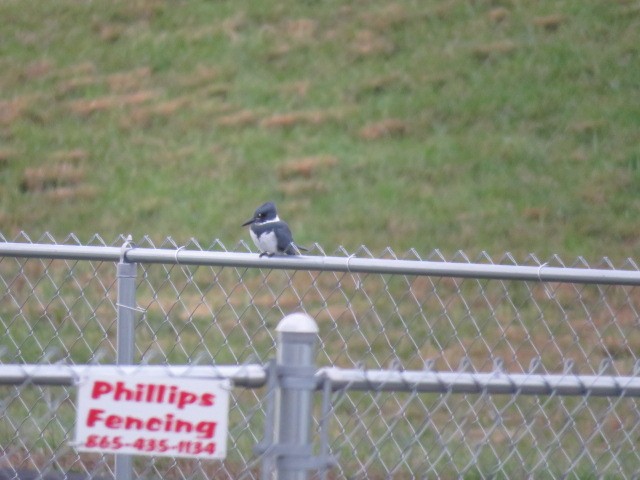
[256,215,280,225]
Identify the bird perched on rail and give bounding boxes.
[242,201,307,257]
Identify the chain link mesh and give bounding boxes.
[1,233,639,478]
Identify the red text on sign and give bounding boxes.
[83,435,217,455]
[91,381,216,410]
[86,409,217,439]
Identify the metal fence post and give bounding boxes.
[115,241,137,480]
[274,313,319,480]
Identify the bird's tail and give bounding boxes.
[286,243,309,255]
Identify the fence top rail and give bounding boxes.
[1,241,640,285]
[4,363,639,398]
[317,367,640,397]
[0,364,267,388]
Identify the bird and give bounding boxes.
[242,202,307,257]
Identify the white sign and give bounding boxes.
[74,373,230,459]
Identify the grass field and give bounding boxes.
[1,0,639,261]
[1,2,640,478]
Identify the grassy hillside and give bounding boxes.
[1,0,639,261]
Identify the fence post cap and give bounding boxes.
[276,312,319,334]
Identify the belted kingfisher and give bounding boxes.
[242,202,307,257]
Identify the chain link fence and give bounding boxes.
[1,233,640,479]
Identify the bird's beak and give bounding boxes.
[242,218,255,227]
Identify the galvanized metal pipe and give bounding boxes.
[115,254,137,480]
[274,313,319,480]
[116,260,137,367]
[1,242,639,285]
[3,363,638,397]
[317,367,640,397]
[0,364,267,388]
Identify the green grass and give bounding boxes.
[1,0,639,261]
[2,1,640,478]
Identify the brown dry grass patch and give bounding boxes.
[67,90,160,116]
[222,12,247,43]
[533,14,567,31]
[570,148,590,162]
[179,64,221,88]
[0,97,33,125]
[124,97,191,128]
[56,75,102,97]
[19,160,97,202]
[180,24,218,42]
[278,155,338,197]
[51,149,89,164]
[107,67,152,92]
[57,61,97,78]
[523,207,549,221]
[153,97,190,116]
[261,110,335,128]
[0,149,18,166]
[216,110,260,128]
[266,18,318,59]
[45,185,98,202]
[358,73,409,96]
[472,40,518,60]
[176,301,214,323]
[94,22,125,42]
[23,60,55,80]
[277,155,338,179]
[279,80,311,99]
[350,29,395,57]
[431,0,459,19]
[252,293,278,308]
[280,18,318,43]
[278,179,327,197]
[197,83,232,98]
[568,120,606,134]
[360,3,410,30]
[488,7,510,23]
[316,306,358,324]
[358,118,408,140]
[20,163,86,193]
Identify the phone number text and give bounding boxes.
[82,435,217,455]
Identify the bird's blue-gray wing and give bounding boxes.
[274,222,295,254]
